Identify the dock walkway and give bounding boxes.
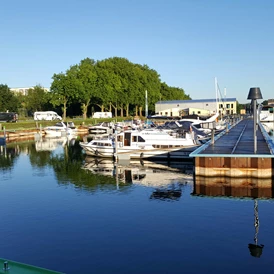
[200,118,271,155]
[190,118,274,179]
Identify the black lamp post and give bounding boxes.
[247,87,263,154]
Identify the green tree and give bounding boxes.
[0,84,20,112]
[24,85,49,112]
[75,58,98,119]
[50,72,80,120]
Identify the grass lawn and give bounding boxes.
[0,117,132,131]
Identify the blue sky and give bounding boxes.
[1,0,273,104]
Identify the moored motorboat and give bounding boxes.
[79,128,200,160]
[44,121,77,137]
[259,104,274,133]
[88,122,114,135]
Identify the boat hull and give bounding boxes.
[80,142,199,160]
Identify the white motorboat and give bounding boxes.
[79,128,200,160]
[259,104,274,133]
[44,121,77,137]
[88,122,114,135]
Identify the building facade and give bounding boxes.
[10,87,50,96]
[155,98,237,117]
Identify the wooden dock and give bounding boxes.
[190,118,274,179]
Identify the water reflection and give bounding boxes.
[83,157,192,201]
[248,199,264,258]
[2,138,274,272]
[35,136,76,151]
[193,175,271,259]
[193,175,274,199]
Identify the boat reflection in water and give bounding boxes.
[193,175,273,259]
[83,157,193,201]
[35,136,76,151]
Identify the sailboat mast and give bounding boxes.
[215,77,219,114]
[145,90,148,118]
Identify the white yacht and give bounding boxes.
[259,104,274,133]
[79,128,200,160]
[44,121,77,137]
[88,122,114,135]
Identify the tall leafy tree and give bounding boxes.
[160,82,190,101]
[50,71,80,120]
[95,59,122,115]
[24,85,49,112]
[0,84,20,112]
[75,58,98,119]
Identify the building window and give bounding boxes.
[226,104,230,109]
[206,104,208,106]
[231,104,233,108]
[219,104,223,108]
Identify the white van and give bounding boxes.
[92,112,112,119]
[34,111,62,121]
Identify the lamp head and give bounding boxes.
[247,87,263,100]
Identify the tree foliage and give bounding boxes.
[24,85,49,112]
[0,84,20,112]
[5,57,191,118]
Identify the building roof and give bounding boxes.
[156,98,237,104]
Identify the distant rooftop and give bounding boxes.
[156,98,237,104]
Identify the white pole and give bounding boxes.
[253,99,257,154]
[215,77,219,114]
[145,90,148,118]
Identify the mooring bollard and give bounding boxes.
[3,261,10,271]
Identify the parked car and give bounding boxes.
[0,112,18,122]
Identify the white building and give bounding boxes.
[155,98,237,117]
[10,86,50,96]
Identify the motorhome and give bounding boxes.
[92,112,112,118]
[34,111,62,121]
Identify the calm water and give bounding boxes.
[1,137,274,274]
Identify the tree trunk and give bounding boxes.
[139,106,143,117]
[115,103,118,117]
[120,105,123,117]
[135,105,138,116]
[62,100,67,120]
[126,104,129,117]
[82,103,87,119]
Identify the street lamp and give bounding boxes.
[247,87,263,154]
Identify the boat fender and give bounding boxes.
[95,150,99,156]
[140,152,144,158]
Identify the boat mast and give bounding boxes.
[145,90,148,118]
[215,77,219,115]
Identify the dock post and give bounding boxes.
[247,87,263,154]
[114,126,118,162]
[253,99,257,154]
[211,129,215,144]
